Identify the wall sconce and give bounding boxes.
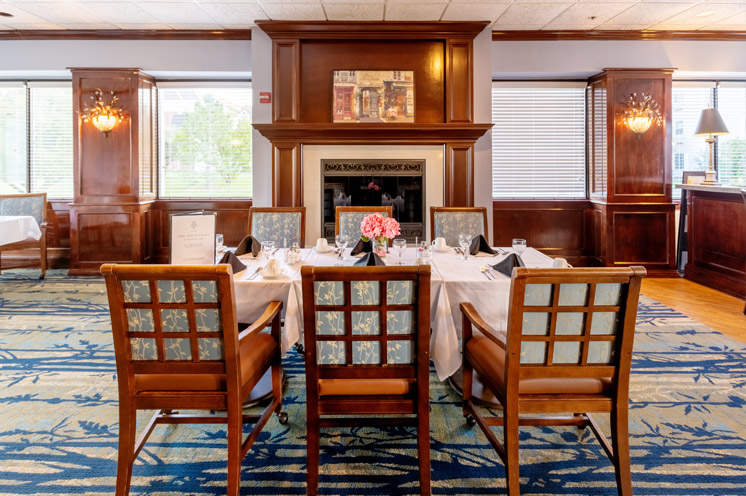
[621,92,662,134]
[82,89,126,136]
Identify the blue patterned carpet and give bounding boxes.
[0,270,744,495]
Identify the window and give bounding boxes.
[158,84,252,198]
[672,81,745,186]
[0,82,73,198]
[492,82,586,199]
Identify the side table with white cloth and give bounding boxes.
[0,215,44,276]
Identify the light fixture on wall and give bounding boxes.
[694,108,729,185]
[82,89,126,137]
[621,92,662,134]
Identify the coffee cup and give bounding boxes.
[552,257,570,268]
[267,259,280,274]
[315,238,329,251]
[432,237,447,250]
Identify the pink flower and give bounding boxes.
[360,213,400,242]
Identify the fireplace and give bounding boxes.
[322,159,424,242]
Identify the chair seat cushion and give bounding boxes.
[318,378,411,396]
[133,332,278,393]
[465,335,612,396]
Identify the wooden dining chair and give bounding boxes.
[430,206,488,247]
[335,205,393,240]
[741,189,746,315]
[249,206,306,247]
[0,192,48,278]
[301,265,432,496]
[460,266,646,496]
[101,263,287,496]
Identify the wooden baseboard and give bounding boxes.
[0,248,70,270]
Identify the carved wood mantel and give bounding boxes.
[254,21,491,209]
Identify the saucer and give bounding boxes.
[260,268,287,279]
[314,246,333,253]
[432,246,450,253]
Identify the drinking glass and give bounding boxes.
[458,234,472,260]
[420,241,432,264]
[512,238,527,255]
[215,234,224,254]
[335,234,349,260]
[262,240,275,263]
[393,238,407,265]
[289,242,301,264]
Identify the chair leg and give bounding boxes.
[226,406,243,496]
[115,406,137,496]
[306,414,320,496]
[611,406,633,496]
[504,410,521,496]
[417,412,431,496]
[39,236,47,279]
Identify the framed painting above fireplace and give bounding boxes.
[332,70,415,123]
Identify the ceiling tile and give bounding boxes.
[448,0,512,3]
[492,22,547,28]
[603,2,695,26]
[703,9,746,27]
[165,22,224,28]
[653,3,746,28]
[58,22,119,28]
[384,3,447,20]
[259,3,326,20]
[258,0,320,4]
[0,3,50,24]
[324,3,384,20]
[594,22,651,27]
[323,0,383,3]
[113,22,172,28]
[543,2,634,28]
[441,3,509,21]
[1,21,64,28]
[220,22,256,27]
[76,2,162,24]
[197,2,268,23]
[494,3,572,26]
[137,2,222,23]
[8,2,108,23]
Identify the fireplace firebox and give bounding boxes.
[322,159,425,242]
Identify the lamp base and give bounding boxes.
[702,169,719,185]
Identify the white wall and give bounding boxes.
[473,26,494,231]
[250,28,273,207]
[493,40,746,79]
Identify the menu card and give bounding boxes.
[169,211,217,264]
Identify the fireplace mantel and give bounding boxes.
[253,123,492,144]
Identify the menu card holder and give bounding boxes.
[169,211,217,265]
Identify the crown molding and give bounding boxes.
[492,30,746,41]
[0,29,252,40]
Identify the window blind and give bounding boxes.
[671,83,713,185]
[0,86,28,194]
[158,86,253,199]
[716,84,746,185]
[29,85,73,199]
[491,83,586,199]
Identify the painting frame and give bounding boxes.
[332,70,415,123]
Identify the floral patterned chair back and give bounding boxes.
[0,193,46,226]
[249,207,305,247]
[300,265,432,495]
[335,206,393,241]
[430,207,488,247]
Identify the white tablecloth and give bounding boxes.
[230,246,553,381]
[0,215,42,246]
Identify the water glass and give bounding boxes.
[420,241,432,264]
[393,238,407,265]
[288,242,301,264]
[458,234,472,260]
[512,238,527,255]
[262,240,275,263]
[335,234,349,260]
[215,234,224,252]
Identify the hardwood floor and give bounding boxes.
[641,277,746,344]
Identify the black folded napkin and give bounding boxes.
[469,234,497,256]
[353,252,386,267]
[492,253,525,277]
[219,251,247,274]
[234,235,261,257]
[350,238,372,256]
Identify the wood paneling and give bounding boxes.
[299,40,445,124]
[492,30,746,41]
[0,29,252,40]
[445,143,473,207]
[446,40,472,123]
[272,142,302,207]
[685,189,746,298]
[274,40,299,123]
[253,123,492,143]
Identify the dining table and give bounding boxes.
[0,215,42,246]
[230,244,554,382]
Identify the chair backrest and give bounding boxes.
[504,266,645,389]
[430,207,488,246]
[335,206,393,240]
[0,193,47,226]
[101,264,241,387]
[741,188,746,207]
[301,265,430,405]
[249,207,306,247]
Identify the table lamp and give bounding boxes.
[694,108,729,185]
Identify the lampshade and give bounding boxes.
[694,108,729,137]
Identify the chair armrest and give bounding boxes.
[238,301,283,343]
[459,302,507,350]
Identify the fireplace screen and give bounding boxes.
[322,159,424,242]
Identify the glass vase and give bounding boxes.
[373,238,388,258]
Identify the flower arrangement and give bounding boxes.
[360,213,400,257]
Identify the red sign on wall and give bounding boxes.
[259,92,271,104]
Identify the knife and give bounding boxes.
[248,267,262,280]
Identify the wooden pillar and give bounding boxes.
[69,68,156,275]
[588,68,677,276]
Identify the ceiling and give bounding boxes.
[0,0,743,32]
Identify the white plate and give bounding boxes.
[260,268,287,279]
[432,246,451,253]
[313,246,334,253]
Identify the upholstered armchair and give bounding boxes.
[335,206,393,241]
[0,193,48,278]
[101,263,287,496]
[249,206,306,247]
[460,266,646,496]
[430,207,488,247]
[301,265,432,496]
